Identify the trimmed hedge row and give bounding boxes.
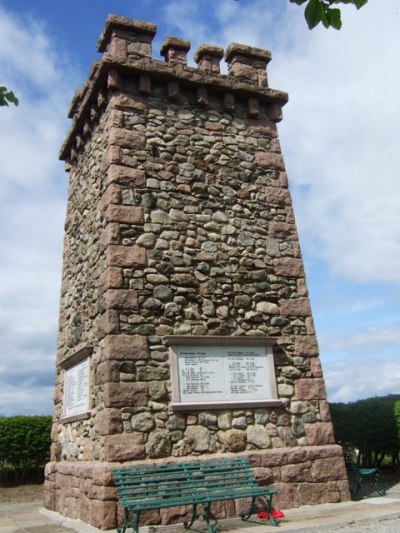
[0,416,52,485]
[330,394,400,468]
[1,395,399,484]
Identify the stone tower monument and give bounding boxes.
[44,15,350,530]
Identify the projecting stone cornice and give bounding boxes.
[60,56,288,162]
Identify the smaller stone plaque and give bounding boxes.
[64,358,90,418]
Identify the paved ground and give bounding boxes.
[1,480,399,533]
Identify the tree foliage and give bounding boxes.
[395,398,400,454]
[0,86,18,107]
[290,0,368,29]
[0,416,52,484]
[330,395,400,467]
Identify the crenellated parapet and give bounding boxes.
[60,14,287,163]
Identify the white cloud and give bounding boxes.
[0,5,78,415]
[320,322,400,402]
[0,386,54,416]
[216,0,286,49]
[339,298,385,316]
[0,11,58,87]
[324,355,400,403]
[161,0,292,65]
[269,2,400,284]
[321,326,400,355]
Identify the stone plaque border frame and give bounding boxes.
[60,346,93,423]
[165,336,282,411]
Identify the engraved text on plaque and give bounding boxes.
[177,346,272,402]
[64,358,89,418]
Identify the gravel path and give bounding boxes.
[323,515,400,532]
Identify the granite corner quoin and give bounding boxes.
[44,14,350,530]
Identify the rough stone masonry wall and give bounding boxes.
[94,86,335,460]
[49,106,110,451]
[45,15,350,530]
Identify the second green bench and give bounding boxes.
[343,448,386,499]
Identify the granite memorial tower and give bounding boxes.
[44,15,350,530]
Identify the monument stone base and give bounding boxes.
[44,445,350,530]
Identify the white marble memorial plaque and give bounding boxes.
[64,358,89,418]
[177,345,273,402]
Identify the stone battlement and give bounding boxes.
[60,15,287,162]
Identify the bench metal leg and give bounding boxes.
[355,474,365,499]
[241,495,279,526]
[350,471,386,499]
[203,502,219,533]
[370,473,386,496]
[240,496,258,521]
[350,482,360,500]
[184,504,199,530]
[117,508,130,533]
[132,510,140,533]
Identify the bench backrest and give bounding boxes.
[184,457,257,496]
[343,448,358,472]
[113,458,257,505]
[113,463,197,506]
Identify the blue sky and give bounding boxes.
[0,0,399,415]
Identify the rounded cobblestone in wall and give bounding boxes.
[185,425,216,453]
[217,429,247,452]
[145,430,172,458]
[130,412,156,432]
[247,424,271,449]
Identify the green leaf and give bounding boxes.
[0,86,19,107]
[305,0,323,29]
[0,87,8,107]
[321,9,330,28]
[327,7,342,29]
[6,91,19,106]
[331,0,368,7]
[354,0,368,9]
[291,0,368,30]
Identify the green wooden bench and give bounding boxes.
[343,448,386,499]
[113,457,278,533]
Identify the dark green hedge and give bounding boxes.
[330,395,400,468]
[1,396,399,484]
[0,415,52,485]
